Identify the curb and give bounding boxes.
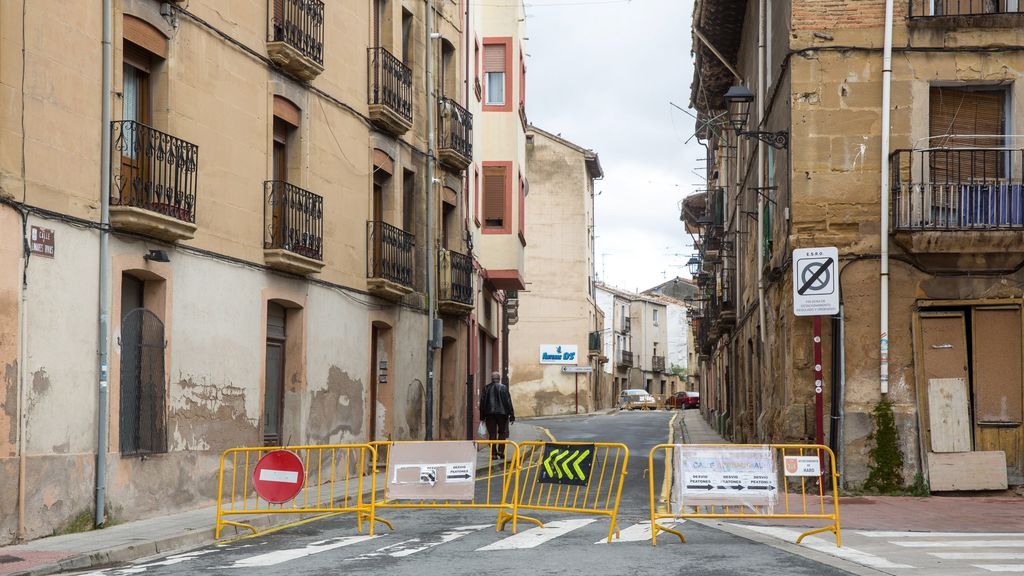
[8,432,549,576]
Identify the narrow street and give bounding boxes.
[68,412,853,576]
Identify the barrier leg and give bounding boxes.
[651,522,685,546]
[216,519,257,539]
[796,523,840,546]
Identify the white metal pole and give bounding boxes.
[96,0,113,526]
[757,0,767,344]
[425,0,437,439]
[879,0,894,395]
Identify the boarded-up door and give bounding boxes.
[972,306,1024,483]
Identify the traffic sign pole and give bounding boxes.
[813,316,824,447]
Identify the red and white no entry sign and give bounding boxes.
[252,450,305,504]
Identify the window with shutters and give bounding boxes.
[474,164,481,227]
[483,38,512,111]
[482,161,511,233]
[929,86,1007,183]
[518,172,526,245]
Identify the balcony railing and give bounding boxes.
[368,47,413,133]
[909,0,1022,17]
[264,181,323,261]
[652,356,666,373]
[270,0,325,68]
[438,247,474,307]
[589,331,601,354]
[618,350,634,367]
[367,220,415,289]
[111,120,198,224]
[621,317,631,333]
[891,148,1024,230]
[438,97,473,169]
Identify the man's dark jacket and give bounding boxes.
[480,381,515,420]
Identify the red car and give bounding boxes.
[666,391,700,410]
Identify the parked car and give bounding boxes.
[665,391,700,410]
[618,389,657,410]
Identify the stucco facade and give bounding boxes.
[509,127,606,417]
[0,0,526,543]
[687,0,1024,490]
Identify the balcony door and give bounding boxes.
[120,44,152,205]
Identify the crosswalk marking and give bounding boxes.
[223,534,380,567]
[78,551,217,575]
[595,520,682,544]
[725,524,916,570]
[933,553,1024,560]
[346,525,492,561]
[858,532,1024,539]
[975,566,1024,573]
[476,519,597,551]
[894,541,1024,549]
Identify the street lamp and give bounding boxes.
[724,84,789,150]
[686,256,700,276]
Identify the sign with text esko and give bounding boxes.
[539,345,578,365]
[792,247,839,317]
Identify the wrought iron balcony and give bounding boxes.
[890,147,1024,269]
[909,0,1023,17]
[620,317,631,334]
[110,120,198,241]
[589,331,602,354]
[368,47,413,135]
[617,350,634,368]
[652,355,666,373]
[267,0,325,81]
[438,247,474,315]
[438,97,473,170]
[367,220,415,300]
[263,181,324,275]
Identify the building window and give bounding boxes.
[482,162,511,233]
[473,164,481,227]
[119,273,167,455]
[483,38,511,110]
[653,308,659,326]
[518,173,526,245]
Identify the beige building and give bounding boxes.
[0,0,523,543]
[595,283,671,398]
[686,0,1024,490]
[508,127,606,417]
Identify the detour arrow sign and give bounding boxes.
[538,443,595,487]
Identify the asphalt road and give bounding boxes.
[73,411,853,576]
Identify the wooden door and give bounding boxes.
[972,306,1024,483]
[917,312,971,453]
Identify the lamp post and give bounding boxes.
[724,85,789,150]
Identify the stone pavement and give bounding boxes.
[0,423,548,576]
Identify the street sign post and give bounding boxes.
[252,450,306,504]
[792,247,839,449]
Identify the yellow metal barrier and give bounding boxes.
[510,441,629,543]
[214,444,378,539]
[371,440,525,532]
[648,443,841,547]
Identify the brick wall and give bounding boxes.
[792,0,901,30]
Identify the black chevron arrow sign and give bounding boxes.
[538,443,595,487]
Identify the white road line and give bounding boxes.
[477,519,596,551]
[894,541,1024,548]
[347,525,492,561]
[858,532,1024,539]
[725,524,915,570]
[974,566,1024,573]
[595,521,683,544]
[223,534,380,567]
[76,551,217,575]
[932,553,1024,560]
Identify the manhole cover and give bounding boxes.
[0,555,25,564]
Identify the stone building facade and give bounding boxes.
[0,0,524,543]
[686,0,1024,490]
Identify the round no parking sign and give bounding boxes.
[252,450,305,504]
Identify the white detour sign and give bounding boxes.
[672,446,777,512]
[792,247,839,317]
[387,441,477,501]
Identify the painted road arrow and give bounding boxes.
[539,443,595,487]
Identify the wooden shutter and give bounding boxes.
[483,165,506,228]
[484,43,506,72]
[929,87,1005,181]
[123,16,167,59]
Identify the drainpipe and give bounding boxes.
[756,0,767,344]
[425,0,437,440]
[17,211,28,540]
[96,0,113,527]
[879,0,894,395]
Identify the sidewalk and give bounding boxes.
[0,424,548,576]
[678,409,1024,532]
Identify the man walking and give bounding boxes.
[479,371,515,459]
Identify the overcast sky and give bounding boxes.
[523,0,702,293]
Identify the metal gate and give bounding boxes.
[119,308,167,455]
